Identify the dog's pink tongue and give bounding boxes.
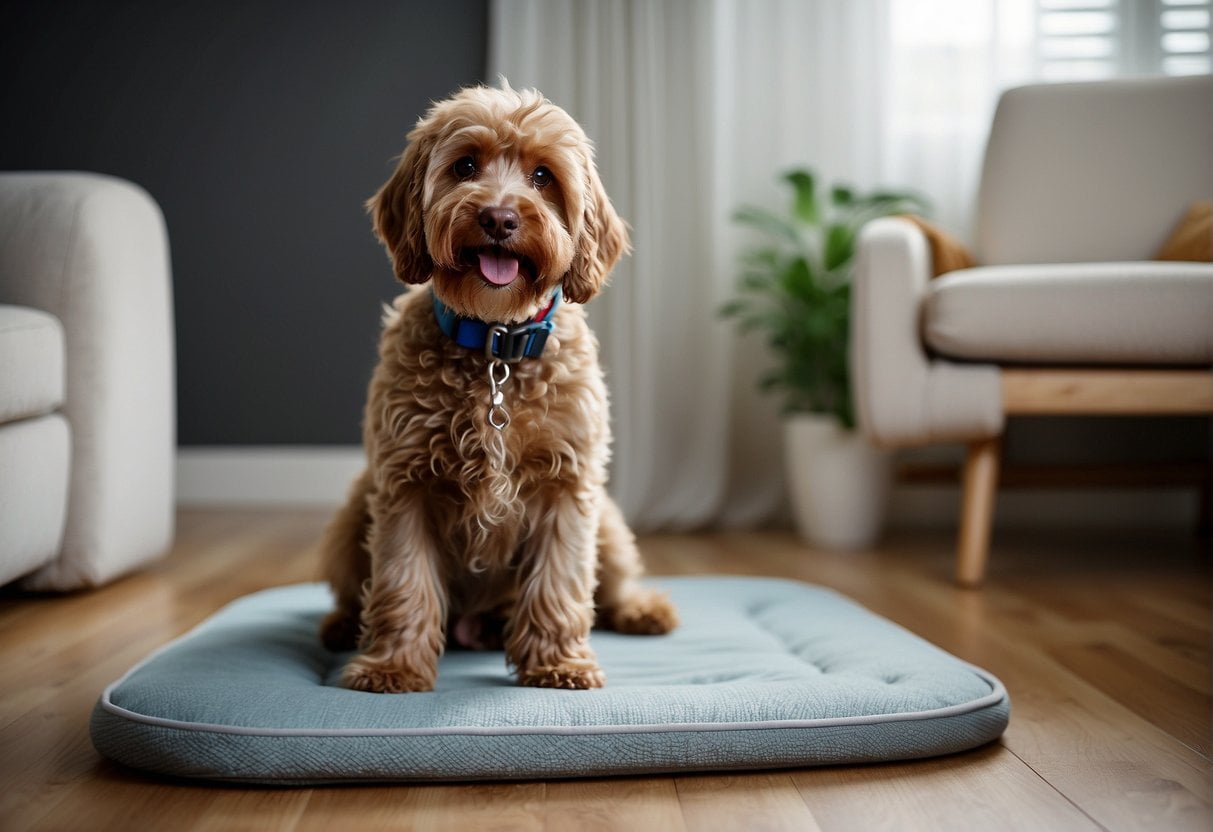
[478,250,520,286]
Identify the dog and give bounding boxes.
[319,84,678,693]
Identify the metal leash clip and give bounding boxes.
[485,325,512,431]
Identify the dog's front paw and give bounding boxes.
[607,589,679,635]
[341,655,434,693]
[517,655,606,690]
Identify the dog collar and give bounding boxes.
[431,290,561,362]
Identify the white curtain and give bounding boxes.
[489,0,1038,531]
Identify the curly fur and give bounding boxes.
[320,84,677,692]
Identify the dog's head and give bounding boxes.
[368,84,629,323]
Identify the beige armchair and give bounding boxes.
[0,173,176,590]
[852,75,1213,586]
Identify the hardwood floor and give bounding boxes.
[1,509,1209,831]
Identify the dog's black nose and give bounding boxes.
[479,206,520,241]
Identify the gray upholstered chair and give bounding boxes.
[0,173,176,589]
[852,75,1213,586]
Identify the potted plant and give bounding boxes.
[721,169,927,549]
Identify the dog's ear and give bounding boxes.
[563,153,630,304]
[367,125,436,285]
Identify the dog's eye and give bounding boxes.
[453,156,477,180]
[531,166,553,189]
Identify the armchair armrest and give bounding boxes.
[851,217,1002,447]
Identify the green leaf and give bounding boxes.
[852,190,931,223]
[737,311,783,335]
[732,274,771,297]
[733,206,801,244]
[758,369,785,391]
[803,309,835,341]
[739,248,782,269]
[868,189,921,204]
[779,257,814,299]
[824,224,854,271]
[784,170,819,224]
[831,186,854,207]
[718,299,749,318]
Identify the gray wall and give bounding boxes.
[0,0,487,445]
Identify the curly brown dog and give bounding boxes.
[319,84,678,693]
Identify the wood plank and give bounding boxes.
[1029,619,1210,696]
[998,678,1212,831]
[1046,640,1212,757]
[190,788,313,832]
[791,744,1098,831]
[2,510,330,832]
[290,786,432,832]
[412,783,547,832]
[879,564,1213,831]
[1002,368,1213,415]
[674,773,822,832]
[544,777,685,832]
[31,771,312,832]
[294,783,546,832]
[1006,579,1212,695]
[0,632,183,829]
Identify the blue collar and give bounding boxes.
[431,290,562,362]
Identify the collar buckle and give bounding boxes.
[486,322,550,363]
[432,289,560,361]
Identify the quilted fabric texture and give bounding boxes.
[90,577,1009,783]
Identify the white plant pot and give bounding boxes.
[784,413,893,551]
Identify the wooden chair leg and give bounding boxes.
[956,437,1002,587]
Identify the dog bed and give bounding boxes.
[90,576,1009,783]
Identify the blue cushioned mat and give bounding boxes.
[90,576,1009,783]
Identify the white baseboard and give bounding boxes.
[176,446,365,506]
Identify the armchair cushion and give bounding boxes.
[0,415,70,586]
[924,262,1213,365]
[0,305,64,424]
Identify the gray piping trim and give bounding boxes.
[97,600,1009,739]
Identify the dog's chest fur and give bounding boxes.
[365,290,608,586]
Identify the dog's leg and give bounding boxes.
[508,489,605,689]
[340,495,446,693]
[318,469,373,651]
[594,493,679,635]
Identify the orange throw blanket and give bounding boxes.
[1155,201,1212,262]
[900,215,976,278]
